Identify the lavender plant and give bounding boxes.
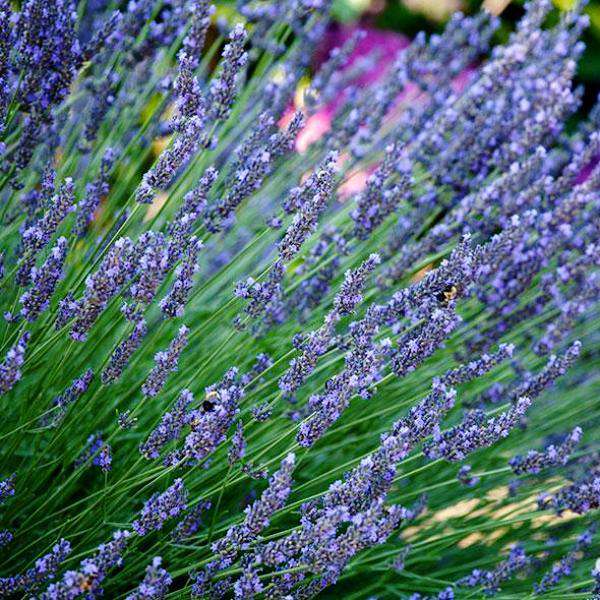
[0,0,598,598]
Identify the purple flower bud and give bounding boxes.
[75,148,115,235]
[160,237,203,318]
[117,410,137,430]
[278,152,338,262]
[208,24,248,122]
[182,0,214,68]
[228,420,246,465]
[136,116,205,204]
[18,178,75,287]
[0,529,12,548]
[168,168,217,253]
[334,253,380,315]
[0,474,15,504]
[457,464,480,488]
[41,368,93,427]
[70,237,137,341]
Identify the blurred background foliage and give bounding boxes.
[330,0,600,115]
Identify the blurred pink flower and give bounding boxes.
[283,23,408,153]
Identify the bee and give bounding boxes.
[202,390,219,412]
[79,575,96,592]
[436,284,459,305]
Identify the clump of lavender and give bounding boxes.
[0,0,599,598]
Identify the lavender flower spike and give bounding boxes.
[334,253,381,315]
[126,557,172,600]
[140,389,194,459]
[182,0,214,68]
[510,427,582,474]
[0,538,71,596]
[167,368,243,466]
[534,527,595,594]
[132,479,188,536]
[0,332,31,396]
[102,317,147,384]
[212,453,295,561]
[457,465,480,488]
[20,236,68,322]
[70,237,137,341]
[0,474,15,504]
[538,465,600,515]
[75,434,112,472]
[458,544,531,594]
[43,368,93,427]
[142,325,189,398]
[208,23,248,122]
[41,530,130,599]
[171,500,212,542]
[160,237,203,318]
[18,177,75,287]
[424,397,533,462]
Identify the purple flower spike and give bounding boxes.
[132,479,187,537]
